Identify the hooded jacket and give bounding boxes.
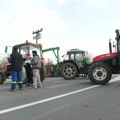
[9,51,23,71]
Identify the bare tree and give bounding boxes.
[45,58,55,77]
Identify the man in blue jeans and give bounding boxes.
[9,46,23,91]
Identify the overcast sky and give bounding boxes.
[0,0,120,60]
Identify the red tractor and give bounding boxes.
[2,40,46,84]
[0,54,11,84]
[88,29,120,84]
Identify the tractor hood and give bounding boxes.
[93,52,117,62]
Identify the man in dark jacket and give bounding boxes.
[9,46,23,91]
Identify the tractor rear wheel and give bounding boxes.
[0,73,4,84]
[60,62,78,80]
[88,62,112,85]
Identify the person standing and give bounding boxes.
[31,50,42,88]
[40,58,46,82]
[9,46,23,91]
[24,54,33,87]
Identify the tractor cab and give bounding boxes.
[11,41,43,60]
[66,49,86,68]
[5,40,45,82]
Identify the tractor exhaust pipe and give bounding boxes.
[115,29,120,52]
[115,29,120,66]
[109,39,112,53]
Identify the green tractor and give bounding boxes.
[60,49,92,80]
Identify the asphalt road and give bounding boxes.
[0,75,120,120]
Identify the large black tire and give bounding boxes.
[60,62,78,80]
[0,73,4,84]
[88,62,112,85]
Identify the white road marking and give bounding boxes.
[109,76,120,83]
[0,76,120,115]
[0,85,100,115]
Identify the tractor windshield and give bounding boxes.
[19,45,42,59]
[75,53,84,61]
[69,52,85,62]
[5,42,43,59]
[20,45,28,58]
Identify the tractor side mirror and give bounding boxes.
[5,46,12,54]
[5,46,7,53]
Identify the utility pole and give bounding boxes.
[33,28,43,44]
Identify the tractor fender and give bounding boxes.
[61,60,80,72]
[92,57,117,67]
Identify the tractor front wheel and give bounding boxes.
[60,62,78,80]
[88,62,112,85]
[0,73,4,84]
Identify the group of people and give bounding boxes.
[8,46,42,91]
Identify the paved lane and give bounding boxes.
[0,75,120,120]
